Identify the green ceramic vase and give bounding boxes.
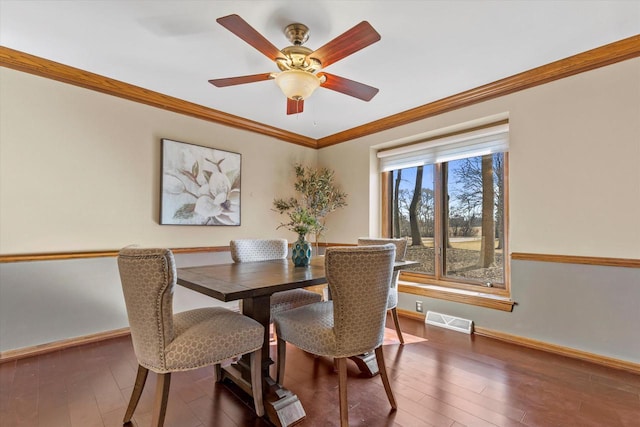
[291,234,312,267]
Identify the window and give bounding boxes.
[379,123,509,291]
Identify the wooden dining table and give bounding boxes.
[176,257,419,426]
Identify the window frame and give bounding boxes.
[382,153,511,299]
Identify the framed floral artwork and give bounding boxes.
[160,138,241,225]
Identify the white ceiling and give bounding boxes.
[1,1,638,140]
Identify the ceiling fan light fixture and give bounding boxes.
[275,69,321,100]
[212,15,381,113]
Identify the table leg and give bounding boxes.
[241,296,273,376]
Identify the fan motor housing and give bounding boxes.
[277,45,321,72]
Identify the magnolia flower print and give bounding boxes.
[162,140,240,225]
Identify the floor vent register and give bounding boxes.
[425,311,473,334]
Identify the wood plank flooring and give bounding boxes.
[1,316,638,426]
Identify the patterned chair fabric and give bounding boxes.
[274,245,395,357]
[357,237,408,344]
[273,245,397,426]
[230,238,288,263]
[117,246,265,425]
[357,238,407,310]
[230,239,322,321]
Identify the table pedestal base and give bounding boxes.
[221,366,305,426]
[264,379,305,427]
[349,352,379,377]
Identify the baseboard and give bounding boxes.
[397,308,426,321]
[397,308,640,375]
[5,316,640,376]
[473,326,640,375]
[0,327,130,363]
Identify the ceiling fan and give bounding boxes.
[208,14,381,115]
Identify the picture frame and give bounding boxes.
[160,138,241,225]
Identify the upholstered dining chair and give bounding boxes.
[117,247,265,427]
[358,237,408,344]
[230,239,322,321]
[273,245,397,427]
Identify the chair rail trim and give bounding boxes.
[511,252,640,268]
[0,246,230,263]
[3,248,638,267]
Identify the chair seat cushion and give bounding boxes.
[270,289,322,321]
[274,301,343,357]
[161,307,263,372]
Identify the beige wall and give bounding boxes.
[318,58,640,364]
[0,68,317,254]
[4,59,637,256]
[0,67,316,352]
[319,58,640,259]
[1,58,639,361]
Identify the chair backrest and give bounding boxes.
[357,237,407,262]
[325,244,395,356]
[230,239,288,263]
[357,237,407,295]
[117,247,175,371]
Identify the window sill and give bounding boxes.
[398,281,515,312]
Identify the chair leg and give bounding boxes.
[374,346,397,410]
[250,348,265,417]
[123,364,148,423]
[151,373,171,427]
[276,337,287,386]
[390,307,405,345]
[336,357,349,427]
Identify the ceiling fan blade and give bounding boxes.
[319,73,379,101]
[217,14,284,61]
[287,98,304,115]
[208,73,273,87]
[308,21,380,68]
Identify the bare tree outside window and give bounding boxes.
[409,166,424,246]
[391,165,435,275]
[390,153,506,288]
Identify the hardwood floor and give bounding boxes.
[1,316,638,427]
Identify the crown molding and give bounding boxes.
[0,46,317,149]
[2,34,639,149]
[317,34,640,147]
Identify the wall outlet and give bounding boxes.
[416,300,424,313]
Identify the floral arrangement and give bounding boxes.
[273,164,347,243]
[272,204,320,237]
